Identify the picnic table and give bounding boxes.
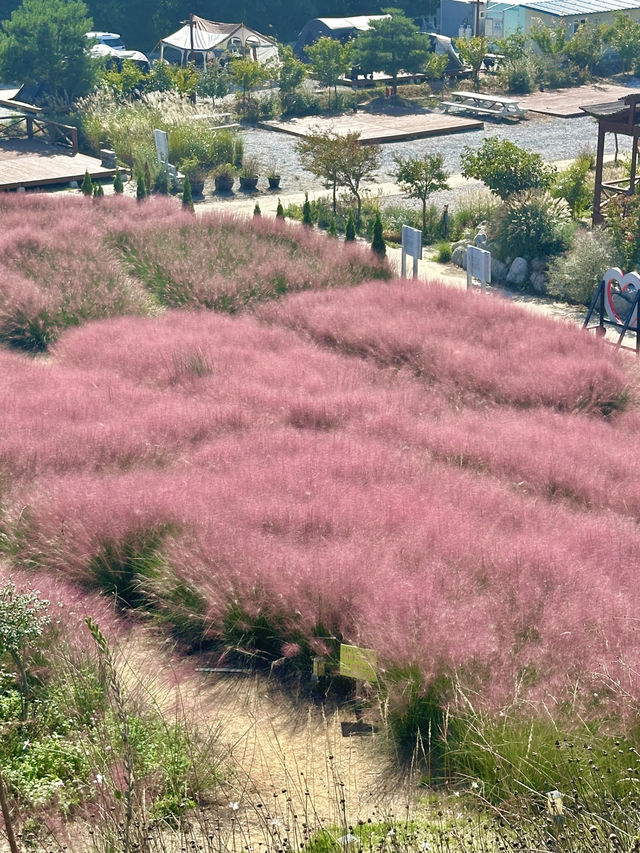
[441,91,524,121]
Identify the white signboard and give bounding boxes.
[466,245,491,290]
[154,129,169,168]
[402,225,422,260]
[401,225,422,279]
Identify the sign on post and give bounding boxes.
[339,644,378,682]
[466,245,491,290]
[154,129,169,170]
[401,225,422,279]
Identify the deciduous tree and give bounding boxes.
[454,35,488,90]
[306,36,351,109]
[394,153,449,234]
[461,138,555,200]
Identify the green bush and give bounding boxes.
[490,190,574,260]
[546,226,623,304]
[371,209,386,256]
[461,138,556,200]
[498,57,535,93]
[551,157,593,219]
[606,191,640,272]
[435,241,452,263]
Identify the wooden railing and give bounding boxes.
[599,177,640,212]
[0,114,78,154]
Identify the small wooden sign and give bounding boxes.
[339,644,377,682]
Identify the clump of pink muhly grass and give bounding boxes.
[3,282,640,713]
[258,279,630,414]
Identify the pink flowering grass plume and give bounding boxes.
[258,279,630,414]
[0,195,388,351]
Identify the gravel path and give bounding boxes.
[240,111,632,204]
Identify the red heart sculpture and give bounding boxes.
[604,267,640,329]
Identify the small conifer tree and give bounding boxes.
[276,199,285,219]
[302,193,312,227]
[345,209,356,241]
[254,202,261,216]
[81,170,93,196]
[371,209,386,256]
[136,175,147,201]
[328,215,337,237]
[92,183,104,200]
[154,169,168,195]
[144,161,153,196]
[113,168,124,194]
[182,175,194,212]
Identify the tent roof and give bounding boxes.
[161,16,277,52]
[314,15,389,31]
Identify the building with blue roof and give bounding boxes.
[486,0,640,39]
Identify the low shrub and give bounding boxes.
[489,190,574,260]
[546,226,623,305]
[434,241,452,263]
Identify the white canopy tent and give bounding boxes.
[160,15,278,67]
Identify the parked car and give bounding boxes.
[85,31,126,51]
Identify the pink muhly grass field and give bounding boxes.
[2,301,640,715]
[258,280,629,414]
[0,194,388,350]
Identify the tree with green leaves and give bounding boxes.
[608,12,640,74]
[297,129,343,213]
[393,153,449,235]
[454,35,488,90]
[229,57,271,107]
[278,44,306,113]
[0,580,50,720]
[353,9,430,95]
[297,130,380,222]
[0,0,95,101]
[371,210,386,256]
[136,175,147,201]
[276,199,285,219]
[306,36,351,109]
[461,138,555,200]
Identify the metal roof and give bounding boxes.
[515,0,640,14]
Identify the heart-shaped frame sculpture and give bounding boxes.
[604,267,640,329]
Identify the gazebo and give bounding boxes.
[159,15,278,68]
[581,93,640,224]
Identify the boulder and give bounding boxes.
[452,244,468,269]
[491,257,508,282]
[474,230,488,247]
[530,257,546,273]
[530,271,546,293]
[506,257,529,286]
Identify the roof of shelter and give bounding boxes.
[314,15,388,30]
[513,0,640,14]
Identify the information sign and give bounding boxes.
[154,129,169,168]
[401,225,422,279]
[466,245,491,290]
[339,644,378,682]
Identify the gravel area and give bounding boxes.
[240,110,633,207]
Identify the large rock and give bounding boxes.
[530,271,546,293]
[491,257,508,282]
[474,230,488,247]
[530,257,546,274]
[506,257,529,286]
[452,244,468,269]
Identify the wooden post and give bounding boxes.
[0,768,19,853]
[593,124,606,224]
[25,115,33,140]
[630,136,639,195]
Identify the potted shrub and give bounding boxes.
[213,162,236,193]
[266,165,281,190]
[239,157,260,192]
[179,157,207,196]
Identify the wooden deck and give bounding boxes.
[259,111,482,143]
[0,138,116,190]
[518,82,640,117]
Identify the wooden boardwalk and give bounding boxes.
[259,111,482,144]
[519,82,640,117]
[0,138,116,190]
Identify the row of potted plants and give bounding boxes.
[212,158,281,193]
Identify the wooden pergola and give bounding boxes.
[582,93,640,224]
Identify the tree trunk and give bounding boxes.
[0,768,19,853]
[422,198,427,235]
